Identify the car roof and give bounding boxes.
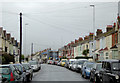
[77,59,87,61]
[29,60,37,62]
[61,59,67,60]
[69,59,76,61]
[0,64,10,67]
[96,63,102,65]
[102,59,120,63]
[86,62,95,64]
[22,63,29,64]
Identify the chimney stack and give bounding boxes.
[89,33,94,38]
[96,29,103,36]
[106,25,113,32]
[71,41,74,44]
[84,36,89,40]
[78,37,83,41]
[75,39,78,43]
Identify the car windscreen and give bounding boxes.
[22,64,30,70]
[96,64,102,70]
[62,60,66,62]
[29,61,37,65]
[86,63,94,68]
[78,60,87,65]
[112,62,120,71]
[0,66,10,75]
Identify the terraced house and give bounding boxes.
[0,27,20,63]
[58,15,120,61]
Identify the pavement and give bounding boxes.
[31,64,91,82]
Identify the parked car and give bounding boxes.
[82,62,95,79]
[0,64,23,83]
[75,59,88,72]
[99,59,120,83]
[60,59,67,67]
[64,60,69,68]
[22,63,33,81]
[13,64,27,82]
[51,60,55,65]
[90,63,102,82]
[29,60,41,72]
[54,61,59,65]
[71,61,77,71]
[68,59,76,69]
[47,60,53,64]
[57,61,61,66]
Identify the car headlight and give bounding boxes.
[115,75,119,79]
[97,73,100,76]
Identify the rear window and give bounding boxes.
[14,65,22,72]
[29,61,37,65]
[0,66,10,75]
[22,64,30,70]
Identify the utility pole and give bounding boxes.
[31,43,33,60]
[19,13,22,63]
[118,1,120,59]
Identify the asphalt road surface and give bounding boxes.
[31,64,90,82]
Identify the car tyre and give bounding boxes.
[84,72,87,79]
[94,76,97,83]
[90,75,93,82]
[30,74,32,81]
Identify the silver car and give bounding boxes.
[29,61,40,72]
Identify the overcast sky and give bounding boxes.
[0,0,119,56]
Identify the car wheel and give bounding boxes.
[90,75,93,81]
[94,76,97,83]
[29,75,32,81]
[84,72,87,79]
[23,77,25,82]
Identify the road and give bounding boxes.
[31,64,90,82]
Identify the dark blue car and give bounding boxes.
[82,62,95,79]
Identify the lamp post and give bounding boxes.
[24,23,28,59]
[90,4,95,61]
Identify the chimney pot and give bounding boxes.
[106,25,113,32]
[96,29,103,36]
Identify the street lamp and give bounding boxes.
[90,4,95,60]
[24,23,28,59]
